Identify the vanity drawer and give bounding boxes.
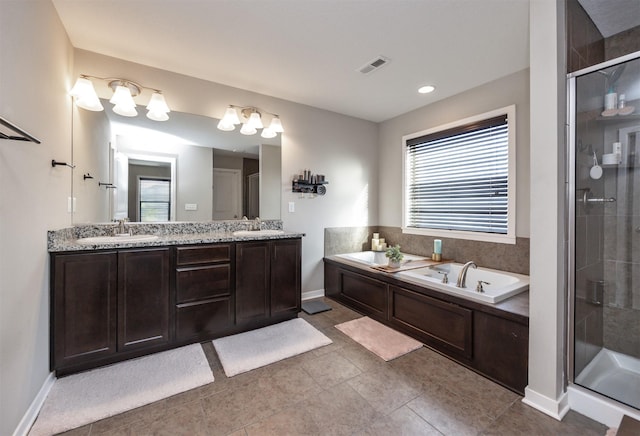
[176,264,231,303]
[176,298,233,341]
[176,244,231,266]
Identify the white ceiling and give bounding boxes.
[52,0,530,123]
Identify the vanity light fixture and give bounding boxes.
[217,105,284,138]
[70,75,171,121]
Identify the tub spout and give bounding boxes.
[456,261,477,288]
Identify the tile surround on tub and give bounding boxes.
[325,226,529,275]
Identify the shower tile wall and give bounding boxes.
[603,127,640,360]
[574,108,605,376]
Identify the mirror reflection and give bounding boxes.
[71,100,281,224]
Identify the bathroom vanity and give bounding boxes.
[324,254,529,394]
[49,223,302,376]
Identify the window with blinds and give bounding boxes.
[403,106,515,243]
[139,178,171,222]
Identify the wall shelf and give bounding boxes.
[292,180,328,195]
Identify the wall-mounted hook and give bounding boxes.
[98,182,114,187]
[52,159,76,169]
[83,173,94,180]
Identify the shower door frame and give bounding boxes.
[566,50,640,399]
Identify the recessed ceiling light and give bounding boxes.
[418,85,435,94]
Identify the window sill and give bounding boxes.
[402,226,516,245]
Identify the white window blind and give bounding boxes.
[405,114,509,234]
[139,178,171,222]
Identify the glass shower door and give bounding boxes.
[571,52,640,410]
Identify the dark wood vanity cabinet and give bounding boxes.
[118,249,171,352]
[51,238,301,375]
[174,244,234,342]
[236,239,301,326]
[52,252,118,371]
[324,258,529,394]
[52,248,170,374]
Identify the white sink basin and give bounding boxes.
[76,234,160,245]
[232,229,285,237]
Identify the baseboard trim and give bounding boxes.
[13,371,55,436]
[302,289,325,301]
[522,386,569,421]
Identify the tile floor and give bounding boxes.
[59,298,607,436]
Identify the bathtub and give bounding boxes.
[397,262,529,304]
[575,348,640,409]
[334,251,528,304]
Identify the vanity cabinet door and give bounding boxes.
[235,239,302,324]
[118,248,171,352]
[52,252,118,370]
[235,242,270,323]
[270,239,301,317]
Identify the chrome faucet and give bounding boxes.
[456,261,477,288]
[116,218,129,235]
[254,217,262,231]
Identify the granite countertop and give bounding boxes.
[48,220,304,252]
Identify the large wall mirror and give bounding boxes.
[71,100,281,224]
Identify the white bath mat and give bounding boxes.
[213,318,332,377]
[29,344,214,436]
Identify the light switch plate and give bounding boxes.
[185,203,198,211]
[67,197,76,213]
[288,202,295,213]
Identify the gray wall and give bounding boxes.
[0,1,74,434]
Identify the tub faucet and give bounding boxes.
[456,261,477,288]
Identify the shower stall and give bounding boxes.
[569,51,640,413]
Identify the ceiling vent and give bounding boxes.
[358,56,390,75]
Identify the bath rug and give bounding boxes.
[29,344,213,436]
[213,318,332,377]
[302,300,333,314]
[335,316,423,361]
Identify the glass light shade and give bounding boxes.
[221,106,241,125]
[70,78,104,111]
[113,103,138,117]
[217,119,236,131]
[147,110,169,121]
[268,116,284,133]
[146,92,170,114]
[261,127,277,139]
[247,112,263,129]
[240,122,257,135]
[110,85,137,108]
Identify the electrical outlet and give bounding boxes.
[67,197,76,213]
[185,203,198,211]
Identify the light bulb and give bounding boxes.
[247,111,263,129]
[221,106,241,125]
[70,77,104,111]
[110,85,136,108]
[217,119,236,131]
[240,122,257,135]
[261,127,277,139]
[146,92,170,114]
[268,116,284,133]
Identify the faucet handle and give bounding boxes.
[439,271,449,284]
[476,280,490,293]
